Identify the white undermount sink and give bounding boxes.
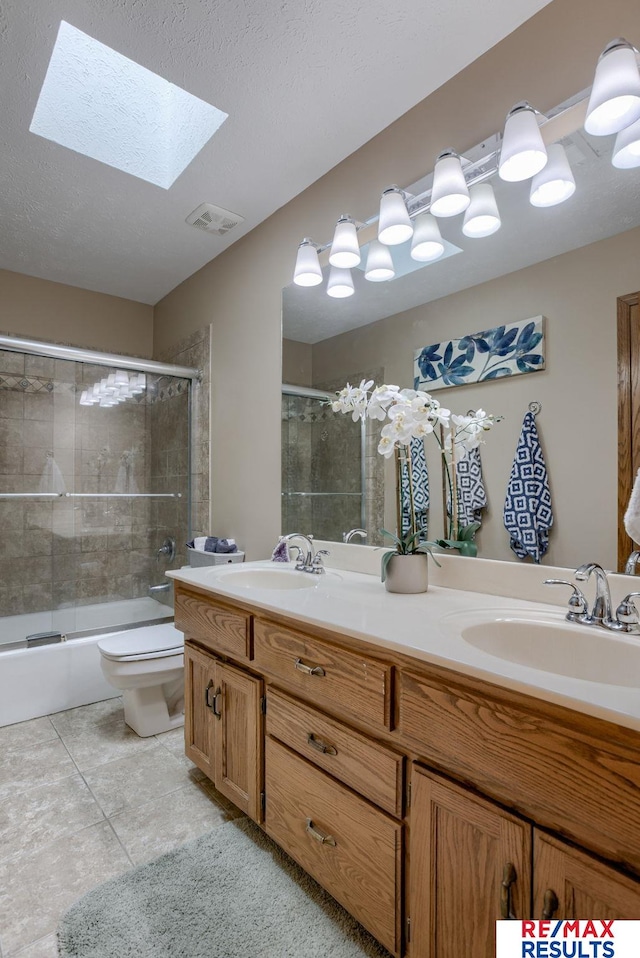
[444,610,640,687]
[216,567,332,590]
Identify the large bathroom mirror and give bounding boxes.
[281,121,640,572]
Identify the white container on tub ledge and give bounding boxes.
[187,548,245,568]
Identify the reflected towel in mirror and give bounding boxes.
[448,446,487,528]
[624,468,640,544]
[400,437,429,537]
[503,411,553,563]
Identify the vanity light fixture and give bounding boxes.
[410,212,445,261]
[584,38,640,136]
[612,116,640,168]
[529,143,576,207]
[378,187,414,245]
[430,151,471,217]
[329,215,361,268]
[326,266,354,298]
[293,239,323,287]
[499,102,548,182]
[364,240,395,281]
[462,183,501,237]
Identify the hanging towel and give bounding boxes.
[503,411,553,563]
[624,468,640,543]
[400,437,429,538]
[447,446,487,529]
[38,453,66,494]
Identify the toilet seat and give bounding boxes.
[98,624,184,662]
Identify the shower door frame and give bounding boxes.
[281,383,366,533]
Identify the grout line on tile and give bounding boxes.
[103,817,135,869]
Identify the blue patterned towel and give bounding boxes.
[448,446,487,528]
[400,437,429,537]
[503,412,553,563]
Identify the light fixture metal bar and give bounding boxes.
[316,89,592,264]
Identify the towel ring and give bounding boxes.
[528,401,542,417]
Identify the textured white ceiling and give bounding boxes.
[0,0,552,304]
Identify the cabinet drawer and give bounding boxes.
[254,619,392,729]
[174,588,251,660]
[265,738,402,955]
[267,689,403,817]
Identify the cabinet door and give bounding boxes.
[410,766,532,958]
[534,831,640,919]
[184,644,217,780]
[214,660,263,822]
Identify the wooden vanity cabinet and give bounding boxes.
[176,581,640,957]
[410,766,532,958]
[184,643,263,821]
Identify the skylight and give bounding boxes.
[30,21,228,189]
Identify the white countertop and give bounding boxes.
[167,559,640,734]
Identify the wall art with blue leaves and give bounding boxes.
[413,316,545,392]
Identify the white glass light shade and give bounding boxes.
[115,369,129,386]
[430,152,470,217]
[91,383,103,400]
[326,266,354,298]
[612,116,640,168]
[410,213,445,261]
[529,144,576,207]
[378,188,413,245]
[130,372,146,395]
[462,184,501,237]
[329,216,360,268]
[499,104,547,182]
[364,240,395,281]
[293,239,323,287]
[585,40,640,136]
[79,389,90,405]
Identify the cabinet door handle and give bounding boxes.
[204,680,215,710]
[500,862,517,919]
[305,818,337,847]
[307,732,338,756]
[294,658,325,677]
[541,889,559,920]
[211,687,222,719]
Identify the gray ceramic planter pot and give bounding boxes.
[384,553,429,594]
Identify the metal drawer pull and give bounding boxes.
[500,862,517,919]
[204,681,214,710]
[294,658,325,677]
[541,889,559,920]
[305,818,336,847]
[212,688,222,719]
[307,733,338,756]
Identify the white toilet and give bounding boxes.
[98,623,185,737]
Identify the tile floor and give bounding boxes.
[0,698,242,957]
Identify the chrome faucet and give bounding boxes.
[280,533,316,572]
[625,550,640,575]
[343,528,367,543]
[545,563,640,635]
[574,562,614,626]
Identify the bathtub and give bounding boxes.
[0,598,174,727]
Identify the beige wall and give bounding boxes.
[282,339,313,388]
[312,228,640,569]
[0,269,153,357]
[153,0,640,559]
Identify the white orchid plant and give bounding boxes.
[332,380,499,561]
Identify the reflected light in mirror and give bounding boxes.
[430,151,470,217]
[327,266,354,298]
[612,116,640,168]
[410,212,445,261]
[293,239,323,286]
[584,40,640,136]
[378,187,413,245]
[329,216,361,268]
[462,183,501,237]
[529,144,576,207]
[499,102,548,182]
[364,240,395,282]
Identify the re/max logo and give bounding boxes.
[496,920,640,958]
[522,922,615,939]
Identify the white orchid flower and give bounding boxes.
[377,434,396,458]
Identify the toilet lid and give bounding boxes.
[98,623,184,660]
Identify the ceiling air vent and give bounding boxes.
[186,202,244,236]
